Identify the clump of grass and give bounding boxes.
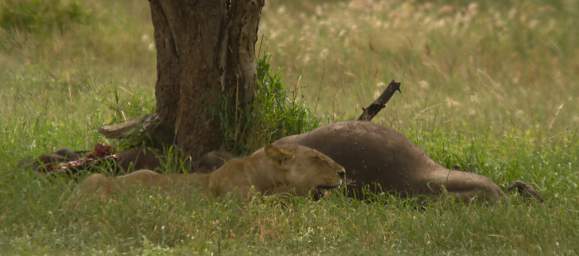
[219,55,320,154]
[0,0,90,33]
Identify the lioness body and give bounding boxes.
[274,121,503,202]
[76,144,345,200]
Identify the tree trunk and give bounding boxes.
[148,0,265,159]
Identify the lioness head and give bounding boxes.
[262,144,346,198]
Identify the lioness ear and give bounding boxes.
[265,144,294,164]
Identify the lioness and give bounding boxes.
[75,144,346,200]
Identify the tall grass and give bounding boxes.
[0,0,90,33]
[261,0,579,131]
[0,0,578,254]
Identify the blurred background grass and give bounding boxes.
[0,0,577,254]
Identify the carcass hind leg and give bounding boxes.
[426,169,504,203]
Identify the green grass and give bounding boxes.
[216,54,320,154]
[1,0,578,255]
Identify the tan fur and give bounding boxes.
[74,144,345,201]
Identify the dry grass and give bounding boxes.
[261,0,579,132]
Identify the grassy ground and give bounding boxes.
[1,0,578,255]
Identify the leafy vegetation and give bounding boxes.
[219,54,320,154]
[0,0,578,254]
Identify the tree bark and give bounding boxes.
[148,0,265,159]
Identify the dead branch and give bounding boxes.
[98,114,159,139]
[358,80,401,121]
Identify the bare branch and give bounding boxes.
[357,80,401,121]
